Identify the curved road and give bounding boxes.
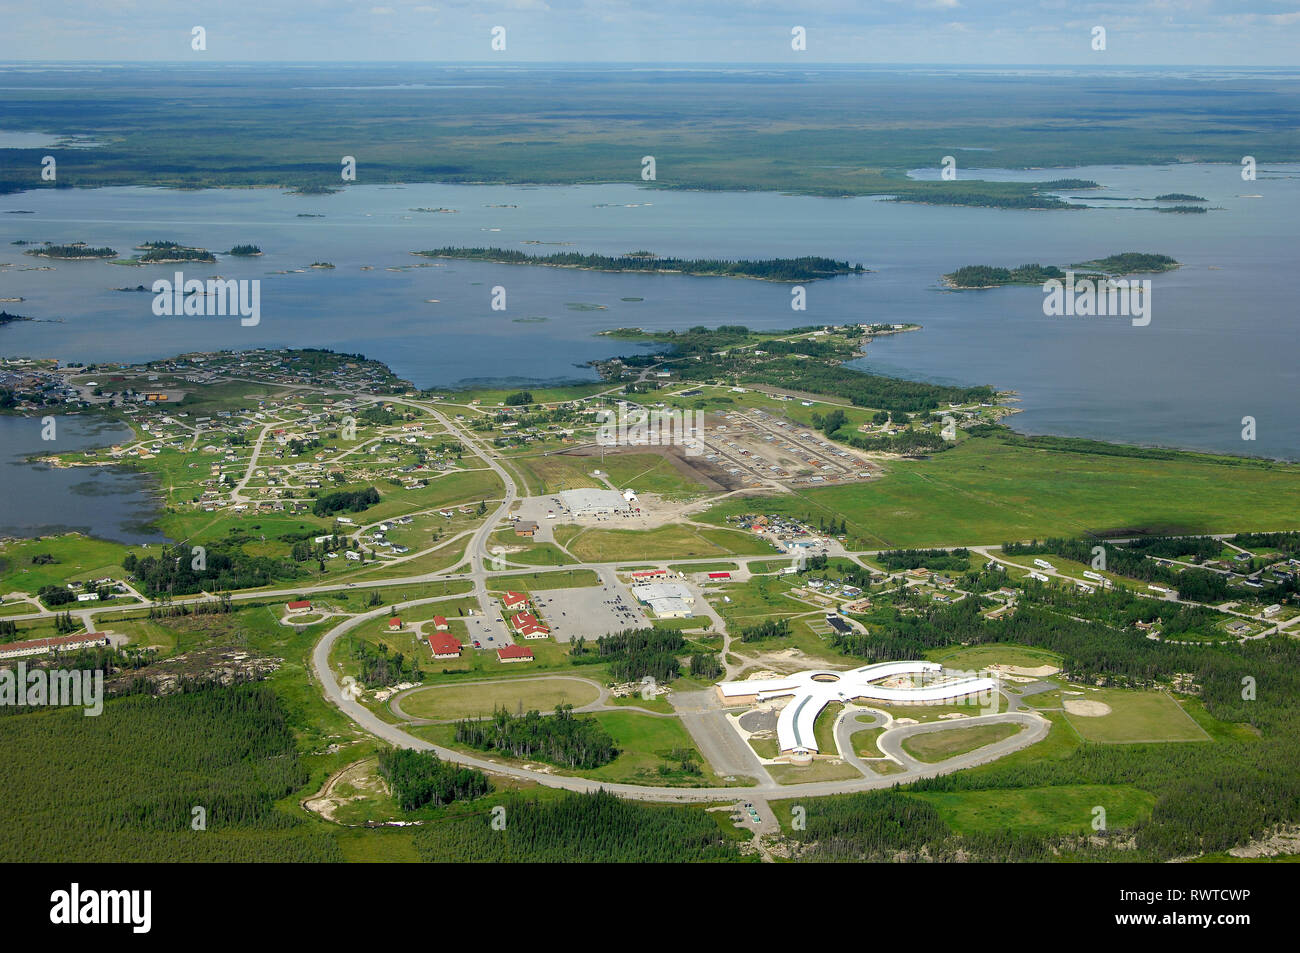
[311,602,1050,802]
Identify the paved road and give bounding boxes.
[312,604,1049,801]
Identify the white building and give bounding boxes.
[630,582,695,605]
[717,661,999,759]
[559,488,632,516]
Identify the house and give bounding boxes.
[515,520,539,538]
[286,600,312,613]
[427,631,463,660]
[497,645,534,663]
[388,618,402,631]
[432,616,449,631]
[502,591,529,610]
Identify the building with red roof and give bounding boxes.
[497,645,534,663]
[286,600,312,613]
[388,617,402,631]
[427,631,463,659]
[432,616,449,631]
[502,591,529,609]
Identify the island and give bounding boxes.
[227,244,263,256]
[412,247,867,282]
[23,243,118,260]
[944,252,1180,288]
[119,241,217,265]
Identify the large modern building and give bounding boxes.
[559,488,632,516]
[630,582,696,619]
[717,661,999,761]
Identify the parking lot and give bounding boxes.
[529,581,652,643]
[465,607,513,651]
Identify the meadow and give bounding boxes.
[705,435,1300,548]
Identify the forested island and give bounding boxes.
[888,179,1099,211]
[606,325,996,420]
[228,244,262,256]
[0,310,33,326]
[24,243,117,260]
[129,241,217,264]
[414,247,866,282]
[1154,193,1207,201]
[944,252,1180,288]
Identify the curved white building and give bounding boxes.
[717,661,998,757]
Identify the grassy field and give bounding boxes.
[813,702,844,754]
[910,784,1157,836]
[582,711,726,786]
[486,569,600,592]
[594,454,710,499]
[565,524,774,562]
[397,677,601,720]
[704,436,1300,548]
[0,534,132,595]
[850,726,884,758]
[901,722,1023,763]
[927,643,1063,672]
[768,761,863,784]
[1062,688,1211,744]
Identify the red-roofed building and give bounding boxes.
[497,645,534,663]
[286,600,312,613]
[0,632,109,660]
[427,631,463,660]
[511,611,540,632]
[518,623,550,640]
[631,569,667,579]
[707,571,732,580]
[432,616,449,631]
[502,591,529,609]
[388,617,402,631]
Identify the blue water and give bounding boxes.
[0,164,1296,460]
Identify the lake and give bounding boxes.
[1,163,1297,459]
[0,414,166,543]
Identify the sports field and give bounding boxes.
[1062,687,1211,744]
[397,677,601,720]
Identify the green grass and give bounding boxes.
[0,534,131,594]
[566,524,773,562]
[901,722,1023,763]
[909,784,1156,836]
[486,569,600,592]
[850,726,884,758]
[1062,688,1212,744]
[813,701,843,754]
[927,643,1063,672]
[396,678,601,721]
[704,435,1300,548]
[767,761,863,784]
[594,454,709,499]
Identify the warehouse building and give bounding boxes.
[559,488,632,516]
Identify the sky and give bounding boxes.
[2,0,1299,65]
